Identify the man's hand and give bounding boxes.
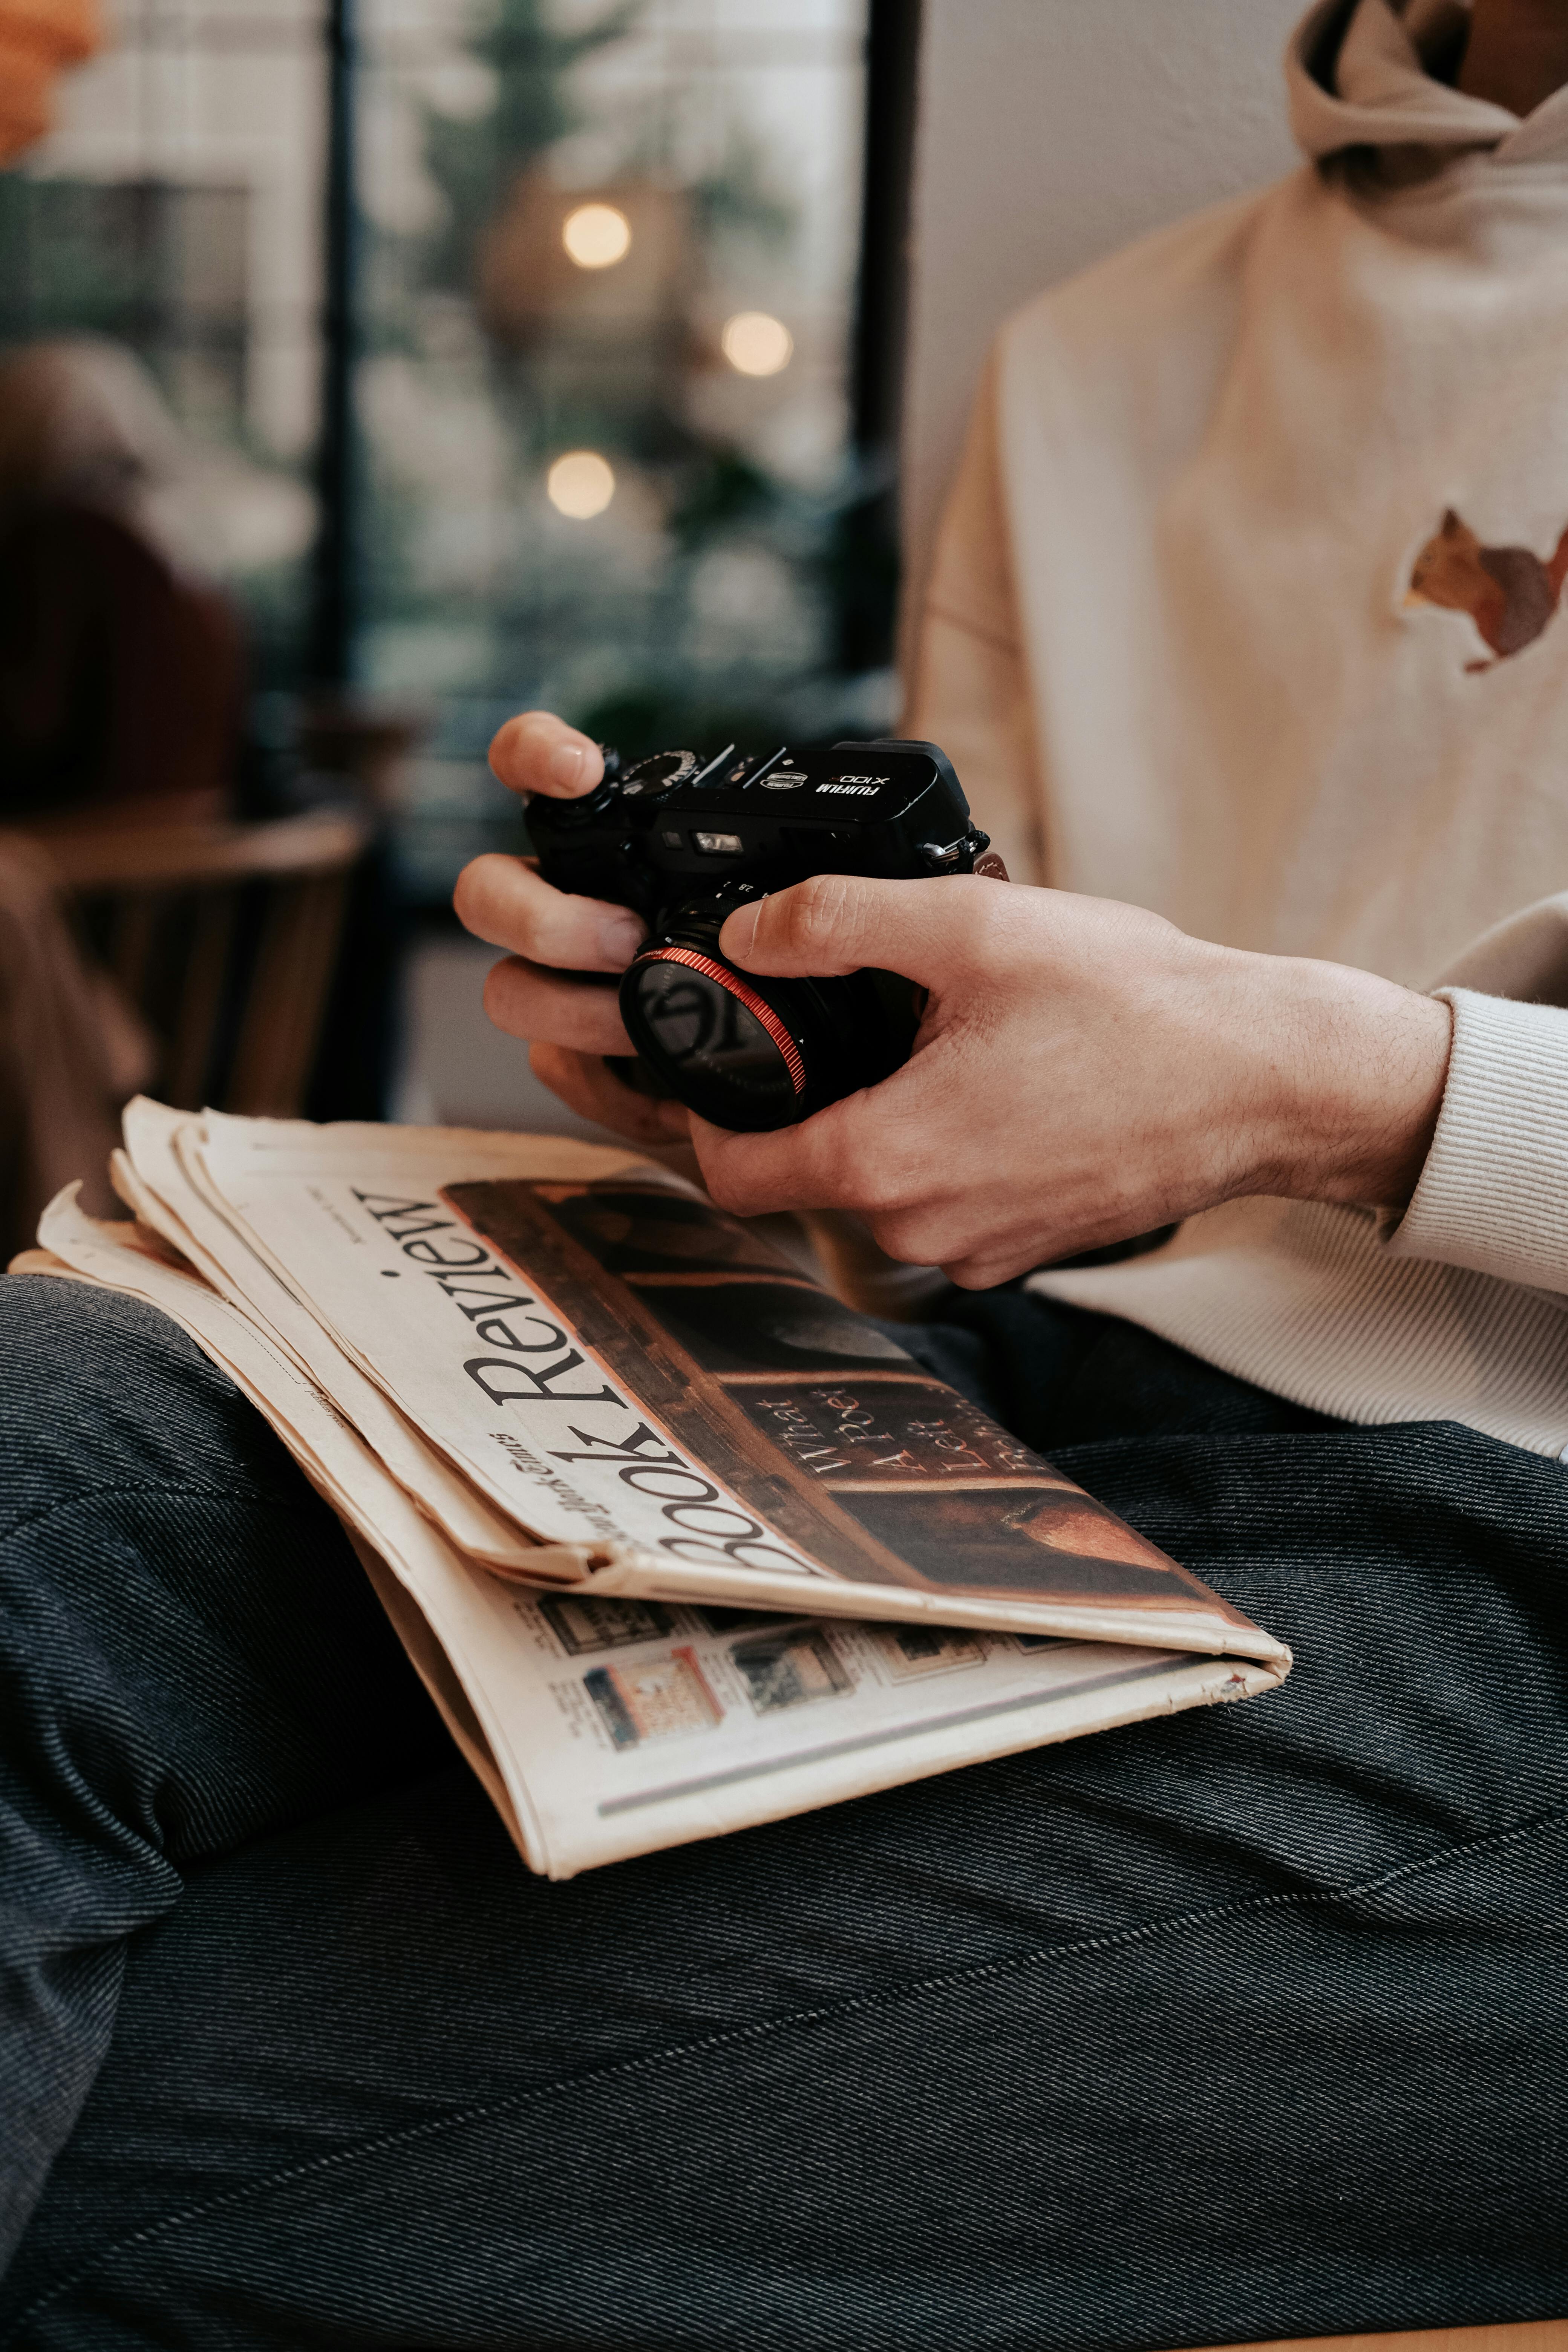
[690,875,1453,1288]
[455,714,1451,1279]
[453,710,692,1147]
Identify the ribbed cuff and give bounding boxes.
[1383,986,1568,1290]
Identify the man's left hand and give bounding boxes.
[691,876,1453,1289]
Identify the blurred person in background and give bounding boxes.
[0,339,249,817]
[2,0,1567,2345]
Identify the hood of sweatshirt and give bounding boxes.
[1288,0,1568,172]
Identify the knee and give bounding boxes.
[0,1272,303,1522]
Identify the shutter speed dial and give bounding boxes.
[549,747,699,829]
[618,750,700,798]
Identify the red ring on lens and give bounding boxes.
[636,948,806,1096]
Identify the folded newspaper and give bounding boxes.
[11,1101,1291,1877]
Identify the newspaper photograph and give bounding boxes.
[444,1586,1257,1877]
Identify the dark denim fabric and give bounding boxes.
[0,1271,1565,2351]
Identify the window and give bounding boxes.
[6,0,893,897]
[358,0,885,894]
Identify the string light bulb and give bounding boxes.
[547,450,616,519]
[721,311,793,377]
[562,203,631,269]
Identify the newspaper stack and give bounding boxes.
[12,1102,1291,1878]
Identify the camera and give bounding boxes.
[528,738,1007,1133]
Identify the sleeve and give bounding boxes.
[1383,986,1568,1292]
[902,354,1050,888]
[1380,892,1568,1292]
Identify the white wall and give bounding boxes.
[901,0,1306,631]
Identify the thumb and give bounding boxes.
[718,873,984,986]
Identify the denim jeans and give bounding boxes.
[0,1271,1564,2351]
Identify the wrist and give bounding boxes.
[1239,954,1453,1212]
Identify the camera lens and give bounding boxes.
[618,899,920,1133]
[622,945,806,1127]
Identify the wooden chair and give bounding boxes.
[17,801,372,1117]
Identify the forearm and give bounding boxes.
[1223,950,1453,1215]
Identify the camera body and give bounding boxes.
[529,738,1005,1132]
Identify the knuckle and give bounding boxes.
[453,853,544,952]
[528,893,577,964]
[528,1040,569,1091]
[481,956,524,1024]
[841,1153,881,1211]
[854,1125,923,1216]
[486,715,528,782]
[866,1210,925,1266]
[702,1169,740,1215]
[543,893,620,974]
[780,872,860,962]
[700,1156,754,1217]
[531,1043,649,1143]
[530,1043,598,1121]
[837,1139,894,1214]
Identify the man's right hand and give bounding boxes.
[452,710,693,1145]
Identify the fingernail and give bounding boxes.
[598,911,645,965]
[550,741,589,792]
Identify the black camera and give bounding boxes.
[528,738,1007,1133]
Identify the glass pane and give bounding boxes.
[356,0,883,899]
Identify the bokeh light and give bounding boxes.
[721,311,793,377]
[562,202,631,269]
[547,450,616,519]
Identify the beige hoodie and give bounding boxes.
[906,0,1568,1455]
